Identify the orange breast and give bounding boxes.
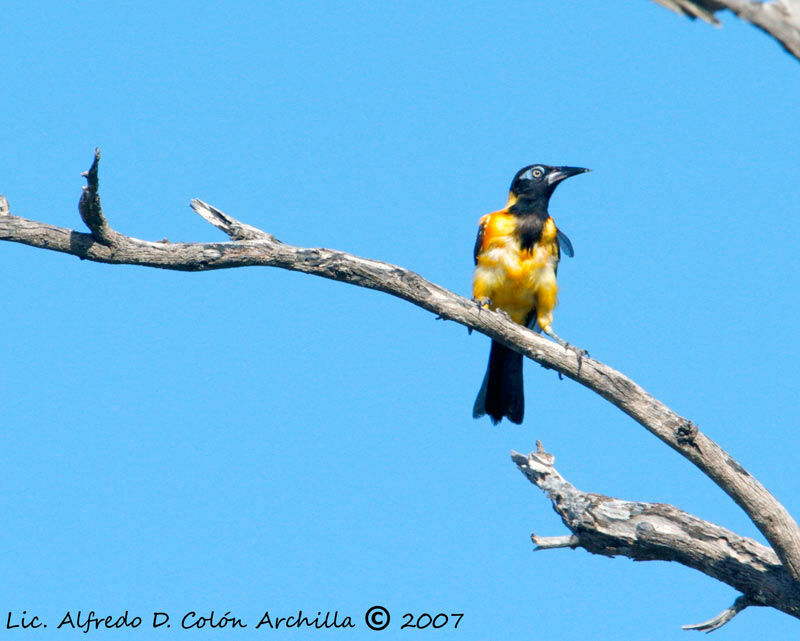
[473,211,560,326]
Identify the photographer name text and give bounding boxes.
[4,608,463,633]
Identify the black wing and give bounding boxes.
[557,228,574,258]
[473,219,487,265]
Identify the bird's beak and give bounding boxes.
[547,166,591,185]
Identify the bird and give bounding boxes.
[472,164,589,424]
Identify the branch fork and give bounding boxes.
[2,151,799,631]
[512,444,800,630]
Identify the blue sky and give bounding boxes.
[1,1,799,639]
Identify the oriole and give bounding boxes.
[472,164,589,424]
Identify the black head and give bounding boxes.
[508,164,590,212]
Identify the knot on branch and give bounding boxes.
[675,419,699,447]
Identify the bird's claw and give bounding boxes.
[563,343,588,370]
[544,328,588,368]
[565,344,588,359]
[471,297,511,322]
[469,297,493,335]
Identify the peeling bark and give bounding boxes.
[513,444,800,628]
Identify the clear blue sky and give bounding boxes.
[1,1,799,639]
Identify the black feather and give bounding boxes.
[472,340,524,424]
[473,219,486,265]
[508,199,549,253]
[557,229,574,258]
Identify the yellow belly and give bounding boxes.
[473,215,559,330]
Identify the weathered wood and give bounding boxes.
[652,0,800,61]
[2,153,800,628]
[513,444,800,628]
[652,0,727,24]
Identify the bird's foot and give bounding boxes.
[565,343,588,360]
[566,343,588,370]
[469,297,493,334]
[544,329,588,368]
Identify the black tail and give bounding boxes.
[472,340,524,424]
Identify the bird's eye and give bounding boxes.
[532,167,544,179]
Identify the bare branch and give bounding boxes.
[189,198,275,242]
[511,447,800,621]
[77,149,123,246]
[3,153,800,590]
[652,0,726,25]
[531,534,579,550]
[652,0,800,61]
[682,595,753,632]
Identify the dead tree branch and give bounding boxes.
[2,153,800,626]
[682,596,753,632]
[652,0,800,61]
[512,443,800,629]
